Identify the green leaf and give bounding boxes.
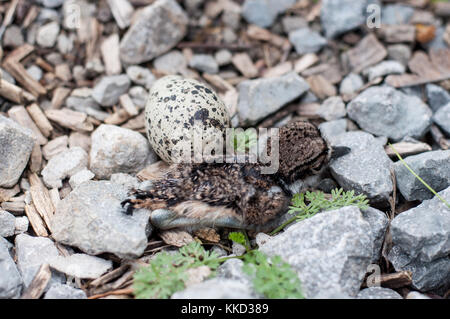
[271,188,370,235]
[242,251,304,299]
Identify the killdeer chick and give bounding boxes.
[121,121,350,232]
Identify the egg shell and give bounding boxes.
[145,75,231,163]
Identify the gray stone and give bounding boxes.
[260,206,373,298]
[110,173,140,190]
[347,86,432,141]
[129,86,149,109]
[48,254,112,279]
[119,0,188,64]
[0,68,15,84]
[41,147,88,189]
[44,283,87,299]
[217,259,252,286]
[289,28,327,54]
[357,287,403,299]
[339,73,364,96]
[363,60,405,81]
[321,0,378,38]
[282,16,308,33]
[390,187,450,263]
[0,115,35,188]
[57,33,74,54]
[237,72,309,125]
[3,26,24,48]
[0,237,23,299]
[51,181,151,259]
[387,44,412,66]
[126,66,155,89]
[316,96,346,121]
[381,4,414,25]
[241,0,297,28]
[433,103,450,136]
[329,131,393,204]
[153,50,188,75]
[66,96,110,121]
[26,65,43,81]
[393,150,450,201]
[14,217,29,235]
[15,234,64,288]
[0,210,16,238]
[36,21,60,48]
[214,50,232,66]
[91,75,131,107]
[232,242,246,257]
[68,169,95,189]
[388,187,450,292]
[319,119,347,144]
[172,278,257,299]
[90,124,156,179]
[388,245,450,292]
[361,208,389,263]
[189,54,219,74]
[426,84,450,112]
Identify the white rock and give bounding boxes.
[37,21,60,48]
[48,254,112,279]
[42,147,89,189]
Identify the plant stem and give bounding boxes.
[388,143,450,209]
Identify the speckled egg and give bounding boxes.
[145,75,231,163]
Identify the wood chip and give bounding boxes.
[202,73,234,92]
[26,103,54,138]
[385,141,432,158]
[262,61,292,78]
[247,24,290,49]
[119,94,138,116]
[30,142,42,173]
[55,63,72,82]
[24,203,48,237]
[408,51,442,79]
[49,188,60,211]
[107,0,134,29]
[101,33,122,75]
[296,102,321,118]
[0,185,20,203]
[193,228,220,243]
[301,63,342,84]
[42,136,69,160]
[294,53,319,73]
[104,109,131,125]
[379,271,413,289]
[121,111,145,130]
[306,75,336,99]
[231,53,258,78]
[45,108,94,132]
[345,34,387,73]
[1,201,25,214]
[379,25,416,43]
[159,229,195,247]
[0,77,35,104]
[3,44,47,97]
[51,87,71,109]
[21,264,52,299]
[29,173,55,232]
[8,105,48,145]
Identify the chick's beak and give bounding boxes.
[330,146,351,160]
